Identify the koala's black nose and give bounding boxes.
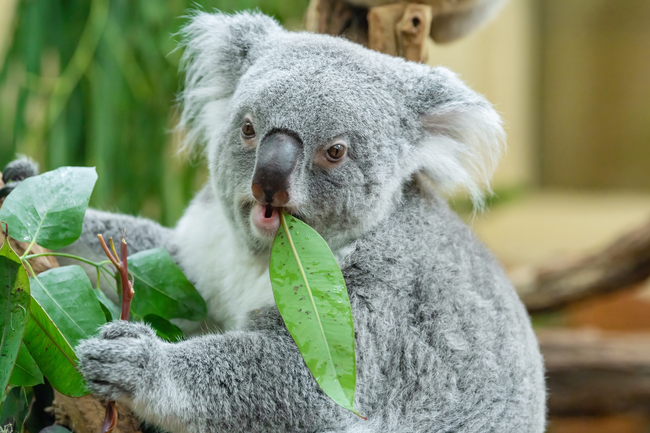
[251,131,302,207]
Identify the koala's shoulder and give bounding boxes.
[344,185,515,310]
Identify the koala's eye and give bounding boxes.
[325,143,346,162]
[241,120,256,139]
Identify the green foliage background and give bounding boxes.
[0,0,308,226]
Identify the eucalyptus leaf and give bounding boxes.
[0,238,30,392]
[23,296,89,397]
[144,314,184,342]
[0,167,97,250]
[9,342,44,387]
[0,386,30,432]
[30,266,106,349]
[128,248,207,321]
[95,288,120,322]
[269,214,359,416]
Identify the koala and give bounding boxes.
[6,11,545,433]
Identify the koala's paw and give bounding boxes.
[99,320,158,340]
[77,321,162,401]
[0,157,39,199]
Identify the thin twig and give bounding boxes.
[24,252,104,269]
[97,234,120,269]
[97,231,134,433]
[109,238,119,265]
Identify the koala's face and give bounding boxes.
[210,38,418,251]
[179,12,503,253]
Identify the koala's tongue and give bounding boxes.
[251,203,280,236]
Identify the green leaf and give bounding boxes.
[30,266,106,349]
[0,238,30,393]
[0,167,97,250]
[8,342,43,387]
[269,214,359,416]
[95,288,120,322]
[0,386,30,432]
[143,314,184,342]
[128,248,207,321]
[23,296,88,397]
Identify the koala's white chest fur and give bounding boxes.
[173,193,275,331]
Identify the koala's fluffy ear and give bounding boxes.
[177,11,282,155]
[410,67,505,208]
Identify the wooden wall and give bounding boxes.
[541,0,650,191]
[425,0,539,190]
[427,0,650,193]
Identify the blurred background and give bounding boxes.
[1,0,650,432]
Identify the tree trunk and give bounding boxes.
[305,0,434,63]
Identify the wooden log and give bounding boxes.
[395,4,434,62]
[367,3,407,56]
[513,218,650,313]
[306,0,436,62]
[51,394,141,433]
[539,329,650,416]
[304,0,369,46]
[306,0,507,46]
[367,3,433,62]
[0,171,142,433]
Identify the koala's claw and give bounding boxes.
[0,157,39,200]
[77,321,161,400]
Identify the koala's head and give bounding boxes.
[177,12,503,252]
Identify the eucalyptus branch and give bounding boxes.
[23,251,120,294]
[20,238,38,261]
[22,259,37,279]
[97,233,133,320]
[97,232,134,433]
[24,252,105,269]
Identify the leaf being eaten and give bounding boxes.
[270,214,361,416]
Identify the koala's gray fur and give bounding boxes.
[10,11,546,433]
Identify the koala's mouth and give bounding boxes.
[251,203,281,237]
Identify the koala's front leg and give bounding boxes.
[78,321,350,433]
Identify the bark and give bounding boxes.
[305,0,434,62]
[305,0,501,56]
[304,0,369,46]
[51,394,141,433]
[366,3,433,62]
[395,4,434,62]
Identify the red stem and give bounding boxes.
[119,233,132,321]
[97,231,134,432]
